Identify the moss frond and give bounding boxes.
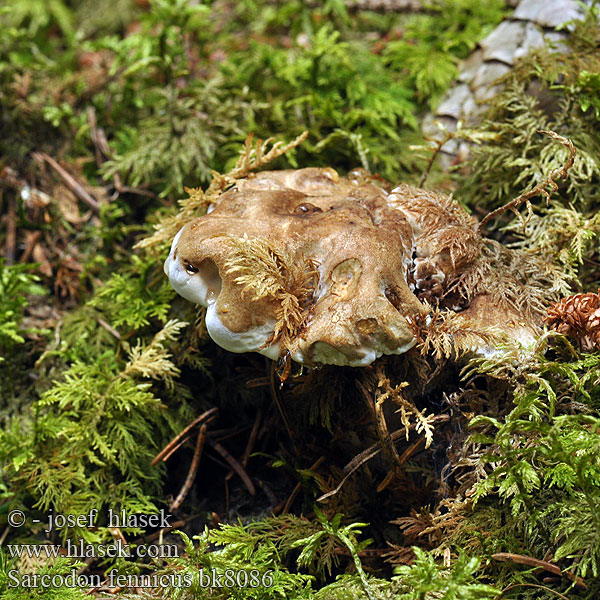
[137,132,308,250]
[416,305,504,361]
[504,205,600,284]
[376,365,436,448]
[122,319,188,388]
[206,131,309,201]
[224,236,318,354]
[447,241,571,320]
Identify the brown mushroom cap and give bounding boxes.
[164,167,488,366]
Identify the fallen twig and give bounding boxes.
[376,437,426,492]
[226,409,262,483]
[270,361,296,448]
[33,152,100,212]
[18,231,42,265]
[374,389,404,472]
[206,438,256,496]
[317,414,449,501]
[478,131,576,232]
[418,130,454,188]
[279,456,325,515]
[152,407,218,466]
[97,318,121,340]
[170,424,207,511]
[492,552,587,590]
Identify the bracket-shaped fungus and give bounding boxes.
[165,167,551,366]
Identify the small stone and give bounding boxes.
[440,137,459,154]
[545,31,569,52]
[513,0,585,28]
[474,83,504,103]
[437,84,471,119]
[470,61,511,93]
[458,49,484,84]
[480,21,527,65]
[513,22,545,61]
[461,95,485,126]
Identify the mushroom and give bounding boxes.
[164,167,543,366]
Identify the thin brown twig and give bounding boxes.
[245,376,271,388]
[160,431,204,463]
[279,484,301,516]
[152,407,218,466]
[161,437,190,463]
[225,409,262,482]
[87,106,107,167]
[478,130,576,232]
[88,108,155,197]
[206,438,256,496]
[363,377,429,475]
[114,185,156,198]
[18,231,42,264]
[170,424,207,511]
[210,425,251,442]
[33,152,100,212]
[89,109,156,199]
[74,65,127,108]
[376,470,395,493]
[224,477,231,516]
[270,361,296,447]
[356,379,375,412]
[0,526,10,545]
[281,456,325,515]
[418,131,454,188]
[492,552,587,590]
[374,393,404,471]
[97,317,121,340]
[256,479,278,507]
[5,194,16,264]
[242,410,262,467]
[376,437,425,492]
[317,414,449,502]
